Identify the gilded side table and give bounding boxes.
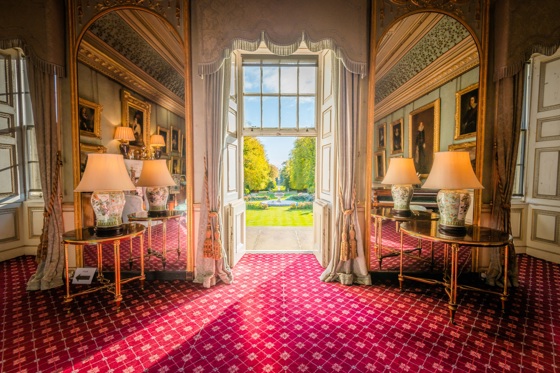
[62,223,146,310]
[399,220,511,324]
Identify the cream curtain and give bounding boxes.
[194,59,234,288]
[320,61,372,286]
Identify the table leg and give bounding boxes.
[114,240,122,310]
[139,234,145,289]
[177,217,181,258]
[64,243,72,304]
[448,243,459,324]
[162,219,167,270]
[377,219,383,269]
[128,237,134,270]
[398,230,404,291]
[501,244,509,311]
[147,219,153,258]
[97,243,104,281]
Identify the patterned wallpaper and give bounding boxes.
[88,12,185,100]
[375,16,471,104]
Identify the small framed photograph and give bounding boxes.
[455,84,479,140]
[448,141,477,174]
[374,150,386,181]
[79,143,106,178]
[171,157,181,175]
[170,126,181,154]
[78,98,102,139]
[377,122,386,149]
[121,90,151,148]
[409,99,440,177]
[390,118,404,155]
[156,125,169,156]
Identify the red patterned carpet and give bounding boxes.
[1,253,558,372]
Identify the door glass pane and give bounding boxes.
[299,97,315,128]
[299,66,316,94]
[281,96,297,128]
[262,66,279,94]
[280,66,297,94]
[243,65,261,94]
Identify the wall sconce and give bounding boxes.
[381,157,421,216]
[74,153,136,235]
[422,151,483,235]
[150,134,166,159]
[114,126,135,158]
[136,159,176,216]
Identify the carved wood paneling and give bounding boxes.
[511,207,524,241]
[227,144,237,193]
[537,56,560,113]
[321,145,332,194]
[0,208,19,243]
[530,209,559,245]
[533,147,560,199]
[0,144,17,198]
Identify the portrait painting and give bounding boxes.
[377,122,386,149]
[78,98,102,139]
[448,141,477,174]
[455,84,479,140]
[170,126,181,154]
[121,90,151,148]
[408,99,440,177]
[374,150,386,181]
[390,118,404,155]
[156,125,169,156]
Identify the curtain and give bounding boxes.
[26,62,64,291]
[193,59,234,288]
[320,61,372,286]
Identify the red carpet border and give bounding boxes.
[1,253,558,372]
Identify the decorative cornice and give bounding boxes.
[78,40,185,117]
[375,38,479,120]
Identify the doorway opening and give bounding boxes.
[244,136,315,253]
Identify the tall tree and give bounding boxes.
[288,137,316,192]
[244,137,271,192]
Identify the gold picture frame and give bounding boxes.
[448,141,477,174]
[121,90,151,149]
[156,125,169,157]
[374,150,386,181]
[79,143,107,178]
[409,99,440,177]
[170,125,181,154]
[390,118,404,155]
[455,83,479,140]
[78,98,102,139]
[377,122,386,149]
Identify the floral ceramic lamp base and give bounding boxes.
[391,184,414,216]
[437,189,471,235]
[146,186,169,216]
[91,190,125,236]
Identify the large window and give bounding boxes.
[512,63,531,197]
[242,57,317,132]
[0,48,41,205]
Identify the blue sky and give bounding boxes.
[257,136,296,169]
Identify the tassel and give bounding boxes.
[203,221,214,258]
[349,224,358,260]
[340,230,349,261]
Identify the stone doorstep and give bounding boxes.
[246,226,313,251]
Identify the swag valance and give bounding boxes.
[193,0,368,77]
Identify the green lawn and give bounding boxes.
[246,206,313,226]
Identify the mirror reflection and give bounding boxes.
[76,9,187,275]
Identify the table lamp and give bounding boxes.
[381,157,421,216]
[74,153,136,235]
[136,159,176,216]
[422,151,483,235]
[114,126,135,158]
[150,134,166,159]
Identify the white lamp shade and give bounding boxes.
[150,134,166,147]
[381,158,421,185]
[114,126,135,141]
[75,153,136,192]
[422,151,483,190]
[136,159,176,187]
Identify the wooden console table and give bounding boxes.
[399,220,511,324]
[62,223,146,310]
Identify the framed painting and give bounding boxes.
[390,118,404,155]
[121,90,151,148]
[374,150,386,181]
[170,125,181,154]
[78,98,102,139]
[171,157,182,175]
[448,141,477,174]
[168,156,175,173]
[377,122,386,149]
[455,84,479,140]
[156,125,169,156]
[409,99,440,177]
[79,143,106,178]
